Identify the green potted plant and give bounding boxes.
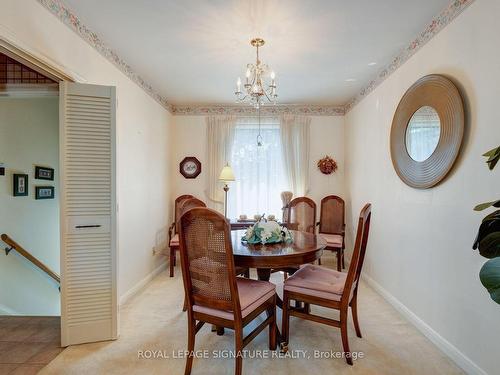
[473,145,500,303]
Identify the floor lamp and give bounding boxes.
[219,164,235,218]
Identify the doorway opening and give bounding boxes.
[0,51,63,371]
[1,36,119,364]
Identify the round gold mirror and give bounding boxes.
[391,75,464,189]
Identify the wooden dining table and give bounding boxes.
[229,229,326,346]
[232,229,326,278]
[211,230,326,345]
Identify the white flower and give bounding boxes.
[245,225,254,239]
[260,230,272,244]
[243,220,292,244]
[256,221,280,244]
[259,220,280,233]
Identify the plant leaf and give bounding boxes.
[474,200,500,211]
[480,257,500,304]
[486,149,500,162]
[483,146,500,170]
[482,210,500,223]
[488,157,499,171]
[472,210,500,251]
[482,146,500,157]
[478,232,500,258]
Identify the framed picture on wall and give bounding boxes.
[13,174,28,196]
[35,166,54,181]
[35,186,55,200]
[179,157,202,179]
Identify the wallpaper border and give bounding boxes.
[38,0,476,116]
[171,104,345,116]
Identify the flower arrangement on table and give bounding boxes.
[242,216,293,245]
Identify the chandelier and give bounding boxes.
[235,38,277,108]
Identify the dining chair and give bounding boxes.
[286,197,316,233]
[179,207,277,375]
[279,197,317,279]
[168,195,194,277]
[177,198,208,311]
[178,198,248,312]
[280,191,293,223]
[317,195,346,270]
[179,197,206,214]
[171,197,206,278]
[282,203,372,365]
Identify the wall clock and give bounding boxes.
[179,157,201,179]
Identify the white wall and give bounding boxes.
[172,115,345,219]
[1,0,174,305]
[0,97,60,315]
[171,116,208,204]
[308,116,345,205]
[344,1,500,374]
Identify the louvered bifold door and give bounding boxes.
[59,82,117,346]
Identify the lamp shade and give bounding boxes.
[219,164,235,182]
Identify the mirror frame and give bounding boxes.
[390,74,464,189]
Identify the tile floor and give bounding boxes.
[0,316,63,375]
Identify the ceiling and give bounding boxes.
[63,0,451,106]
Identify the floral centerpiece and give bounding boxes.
[242,216,293,245]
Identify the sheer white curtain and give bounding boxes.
[279,114,311,196]
[206,116,236,212]
[227,117,287,220]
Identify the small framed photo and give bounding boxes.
[13,174,28,196]
[35,166,54,181]
[35,186,55,200]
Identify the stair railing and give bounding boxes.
[1,233,60,285]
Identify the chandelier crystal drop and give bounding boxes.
[235,38,278,108]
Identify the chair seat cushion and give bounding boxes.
[193,278,275,320]
[284,264,347,301]
[169,234,179,247]
[319,233,343,248]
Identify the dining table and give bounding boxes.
[229,229,327,347]
[232,229,326,287]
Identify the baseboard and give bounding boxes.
[362,273,486,375]
[119,262,167,306]
[0,303,19,315]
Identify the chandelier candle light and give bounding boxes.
[235,38,278,108]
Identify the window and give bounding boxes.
[227,117,287,220]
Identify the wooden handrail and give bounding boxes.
[1,233,60,284]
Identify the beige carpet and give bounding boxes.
[41,255,463,375]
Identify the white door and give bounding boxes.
[59,82,118,346]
